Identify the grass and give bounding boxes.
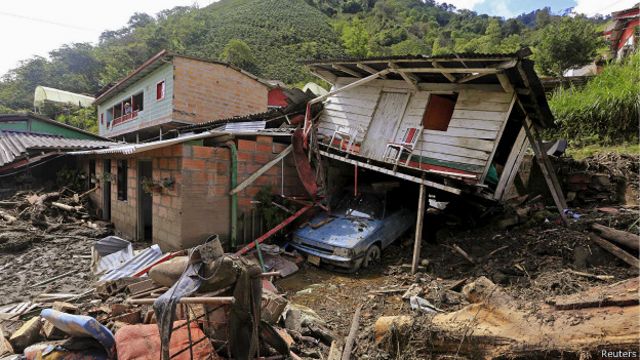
[566,143,640,160]
[548,51,640,144]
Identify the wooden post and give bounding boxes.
[412,184,426,274]
[522,117,568,225]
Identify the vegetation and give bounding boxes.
[549,51,640,145]
[534,16,603,77]
[0,0,624,144]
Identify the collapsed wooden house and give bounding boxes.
[302,48,568,271]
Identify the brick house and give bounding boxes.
[75,133,306,251]
[95,50,270,142]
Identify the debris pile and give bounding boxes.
[0,188,111,305]
[554,152,640,205]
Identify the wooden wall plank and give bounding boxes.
[422,133,495,152]
[449,119,503,131]
[416,150,487,167]
[418,142,490,160]
[324,102,375,117]
[455,100,512,112]
[451,110,505,121]
[424,128,498,139]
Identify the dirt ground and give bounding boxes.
[276,207,639,358]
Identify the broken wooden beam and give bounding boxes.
[229,145,293,195]
[51,202,82,212]
[0,211,16,224]
[591,223,639,251]
[341,304,362,360]
[589,233,639,269]
[126,296,235,305]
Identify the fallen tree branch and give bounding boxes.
[589,233,639,269]
[453,244,475,264]
[567,269,614,281]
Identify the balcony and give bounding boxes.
[111,110,139,127]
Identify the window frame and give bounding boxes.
[116,160,128,201]
[422,93,458,132]
[156,80,166,101]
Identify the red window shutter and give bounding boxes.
[156,81,165,100]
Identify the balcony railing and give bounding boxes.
[110,110,139,127]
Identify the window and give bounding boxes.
[100,113,104,125]
[117,160,128,201]
[88,160,96,190]
[132,92,144,111]
[156,80,165,100]
[422,94,458,131]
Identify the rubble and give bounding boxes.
[0,161,638,360]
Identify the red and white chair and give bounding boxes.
[383,126,423,169]
[329,125,361,154]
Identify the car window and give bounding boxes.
[335,194,384,219]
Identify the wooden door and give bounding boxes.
[360,91,409,161]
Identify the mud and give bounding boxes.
[275,207,639,359]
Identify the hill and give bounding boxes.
[0,0,607,115]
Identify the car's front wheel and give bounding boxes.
[362,244,381,268]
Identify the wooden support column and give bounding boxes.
[412,184,426,274]
[522,116,568,224]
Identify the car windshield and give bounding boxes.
[334,194,384,219]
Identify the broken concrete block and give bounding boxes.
[111,310,142,325]
[0,326,13,356]
[148,256,188,288]
[261,291,288,324]
[9,316,42,352]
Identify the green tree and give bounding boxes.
[534,16,602,77]
[341,18,369,57]
[220,39,258,72]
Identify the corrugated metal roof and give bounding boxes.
[0,130,114,166]
[70,130,230,156]
[99,244,164,282]
[301,49,528,65]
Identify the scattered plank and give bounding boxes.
[0,211,16,224]
[589,233,639,269]
[591,223,639,251]
[341,304,362,360]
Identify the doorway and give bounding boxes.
[360,91,410,161]
[137,160,153,241]
[102,160,111,221]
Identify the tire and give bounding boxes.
[362,244,381,268]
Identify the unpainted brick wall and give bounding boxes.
[82,138,306,252]
[171,57,268,124]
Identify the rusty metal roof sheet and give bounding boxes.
[0,130,114,166]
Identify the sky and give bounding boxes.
[0,0,637,77]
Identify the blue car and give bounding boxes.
[290,193,415,271]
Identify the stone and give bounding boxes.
[148,256,189,288]
[0,326,13,356]
[9,316,42,352]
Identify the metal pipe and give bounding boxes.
[222,141,238,248]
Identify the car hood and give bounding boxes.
[294,214,382,249]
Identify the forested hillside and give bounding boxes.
[0,0,607,116]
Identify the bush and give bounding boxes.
[548,52,640,144]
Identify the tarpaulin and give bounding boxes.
[115,321,215,360]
